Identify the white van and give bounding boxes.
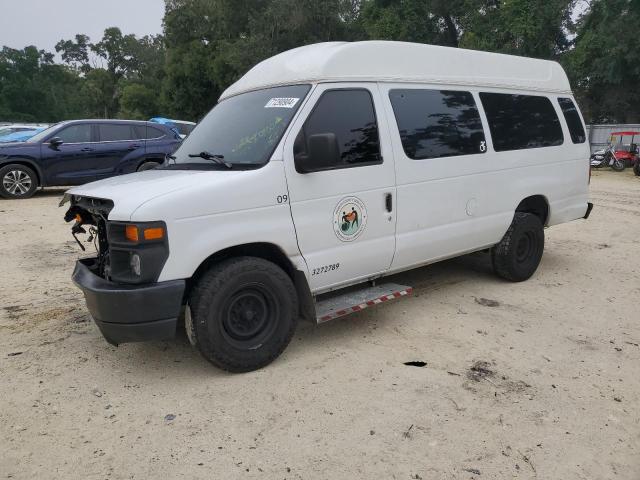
[64,41,592,372]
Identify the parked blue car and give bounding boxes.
[0,119,181,199]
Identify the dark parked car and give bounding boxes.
[0,119,181,199]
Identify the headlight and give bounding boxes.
[106,221,169,284]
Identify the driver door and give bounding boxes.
[283,83,397,293]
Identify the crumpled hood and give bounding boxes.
[67,169,245,220]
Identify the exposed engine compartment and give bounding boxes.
[63,196,114,279]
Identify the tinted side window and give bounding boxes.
[480,93,564,151]
[57,124,92,143]
[135,125,167,140]
[389,89,486,159]
[294,89,381,171]
[146,126,167,139]
[99,124,135,142]
[558,98,586,144]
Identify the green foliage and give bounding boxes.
[0,1,636,124]
[565,0,640,123]
[0,46,85,122]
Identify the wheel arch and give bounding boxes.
[188,242,315,322]
[515,195,550,226]
[0,158,43,187]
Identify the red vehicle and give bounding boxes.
[610,131,639,168]
[591,131,640,171]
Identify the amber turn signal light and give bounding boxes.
[125,225,139,242]
[143,227,165,241]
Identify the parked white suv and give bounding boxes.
[64,41,592,372]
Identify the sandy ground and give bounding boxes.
[0,170,639,480]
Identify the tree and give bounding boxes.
[565,0,640,123]
[55,34,91,73]
[460,0,576,58]
[0,46,85,122]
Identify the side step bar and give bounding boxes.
[315,283,413,323]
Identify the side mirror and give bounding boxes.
[49,137,63,148]
[295,133,339,174]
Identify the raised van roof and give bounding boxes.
[221,41,572,100]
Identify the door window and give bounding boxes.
[479,93,564,151]
[557,98,586,144]
[98,124,136,142]
[57,124,92,143]
[389,89,486,159]
[294,89,381,172]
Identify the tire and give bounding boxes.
[633,161,640,176]
[492,212,544,282]
[137,161,160,172]
[611,158,625,171]
[188,256,298,372]
[0,164,38,199]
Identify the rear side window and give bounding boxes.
[99,124,135,142]
[294,89,381,172]
[480,93,564,151]
[57,124,92,143]
[133,125,166,140]
[558,98,586,144]
[389,89,486,159]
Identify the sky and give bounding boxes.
[0,0,164,53]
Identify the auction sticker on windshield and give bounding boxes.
[265,98,300,108]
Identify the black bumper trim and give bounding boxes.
[72,259,185,345]
[584,202,594,219]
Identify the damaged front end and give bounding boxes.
[63,194,113,278]
[62,194,184,345]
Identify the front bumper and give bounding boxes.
[72,258,185,345]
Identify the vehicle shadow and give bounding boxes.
[103,252,498,377]
[287,251,499,356]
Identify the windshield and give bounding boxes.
[171,84,310,167]
[27,122,64,143]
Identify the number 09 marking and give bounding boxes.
[277,194,289,204]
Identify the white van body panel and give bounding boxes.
[376,83,590,272]
[221,41,571,100]
[68,41,590,301]
[281,82,397,293]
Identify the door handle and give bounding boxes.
[385,193,393,213]
[128,144,142,150]
[80,147,94,152]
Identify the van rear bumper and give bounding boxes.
[72,258,185,345]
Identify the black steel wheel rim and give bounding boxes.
[515,231,535,263]
[221,283,278,349]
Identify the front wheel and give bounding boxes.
[492,212,544,282]
[611,157,625,171]
[188,257,298,372]
[0,164,38,199]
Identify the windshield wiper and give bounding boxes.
[188,151,232,169]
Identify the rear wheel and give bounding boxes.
[492,212,544,282]
[188,257,298,372]
[137,161,160,172]
[633,161,640,176]
[0,164,38,199]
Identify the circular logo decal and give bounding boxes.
[333,196,367,242]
